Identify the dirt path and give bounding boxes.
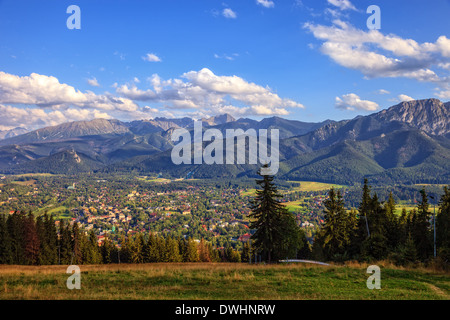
[424,282,450,299]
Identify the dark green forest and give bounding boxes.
[0,212,241,265]
[313,181,450,268]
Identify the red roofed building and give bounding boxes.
[238,233,252,242]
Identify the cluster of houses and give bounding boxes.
[1,176,330,247]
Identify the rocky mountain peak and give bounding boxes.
[375,98,450,136]
[201,113,236,126]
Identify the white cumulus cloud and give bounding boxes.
[222,8,237,19]
[256,0,275,8]
[87,77,100,87]
[327,0,356,11]
[335,93,379,111]
[0,71,138,113]
[397,94,414,102]
[116,68,304,118]
[304,19,450,97]
[142,53,162,62]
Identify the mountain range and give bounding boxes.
[1,98,449,185]
[0,127,28,140]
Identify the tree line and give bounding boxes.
[312,179,450,267]
[0,212,241,265]
[1,171,449,267]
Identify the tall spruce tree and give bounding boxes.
[100,237,116,264]
[7,212,26,264]
[87,230,102,264]
[318,188,355,260]
[164,236,182,262]
[0,214,12,264]
[130,233,145,263]
[249,164,302,263]
[241,241,251,263]
[385,192,400,250]
[24,212,40,265]
[398,207,410,245]
[144,233,162,262]
[44,214,58,264]
[412,188,432,260]
[184,237,199,262]
[35,215,46,265]
[71,222,82,264]
[357,179,372,240]
[58,220,72,265]
[198,238,211,262]
[360,194,389,261]
[437,186,450,263]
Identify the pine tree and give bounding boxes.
[58,220,72,265]
[277,208,306,260]
[369,194,389,236]
[198,238,211,262]
[209,242,220,262]
[88,230,102,264]
[80,230,91,264]
[403,233,418,264]
[241,241,251,263]
[71,222,82,264]
[361,194,389,261]
[144,233,162,262]
[119,235,130,263]
[156,234,166,262]
[398,208,409,245]
[385,192,400,250]
[358,179,372,240]
[223,245,241,262]
[436,186,450,263]
[0,214,13,264]
[35,216,47,265]
[130,233,145,263]
[184,237,199,262]
[7,212,26,264]
[249,164,301,263]
[412,188,432,260]
[24,212,40,265]
[297,232,312,259]
[45,214,58,264]
[391,232,418,266]
[100,237,115,264]
[318,188,354,260]
[164,236,182,262]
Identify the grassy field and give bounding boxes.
[0,262,448,300]
[33,205,71,219]
[242,181,345,197]
[137,176,172,183]
[285,181,346,192]
[11,179,37,186]
[9,173,54,178]
[283,200,310,213]
[394,205,418,215]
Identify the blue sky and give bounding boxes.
[0,0,450,130]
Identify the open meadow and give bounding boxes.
[0,262,448,300]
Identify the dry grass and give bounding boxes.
[0,262,448,300]
[342,260,450,274]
